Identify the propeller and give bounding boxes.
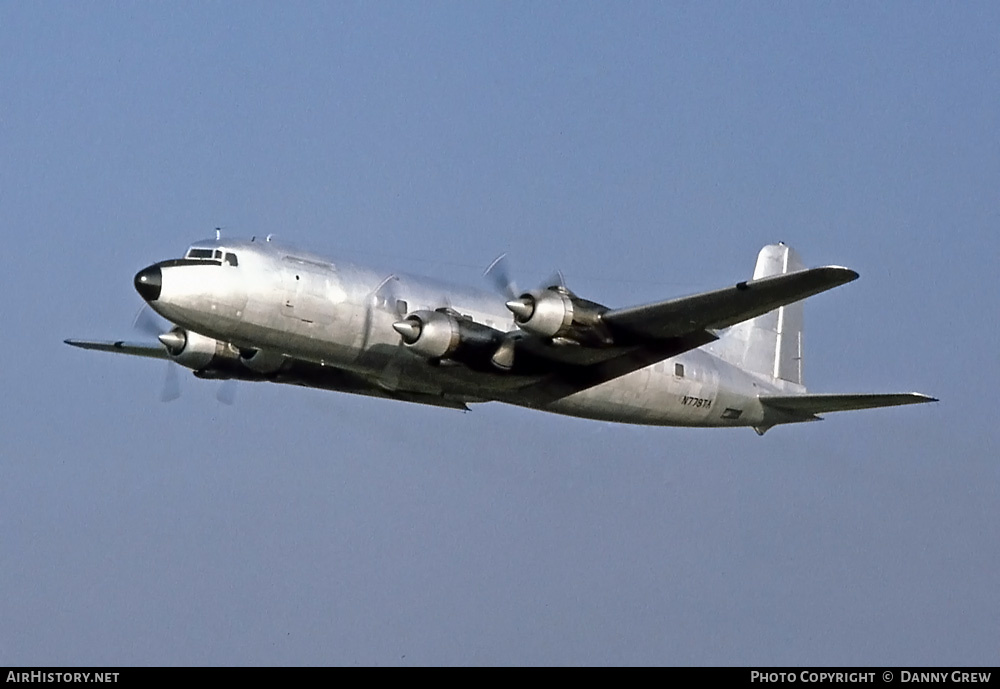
[484,254,574,328]
[485,254,568,370]
[484,253,532,321]
[132,305,166,339]
[485,255,570,303]
[132,306,182,402]
[367,275,411,391]
[161,360,181,402]
[216,379,237,406]
[133,305,237,405]
[484,253,519,301]
[543,269,568,291]
[391,319,420,343]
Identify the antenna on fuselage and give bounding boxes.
[215,227,222,240]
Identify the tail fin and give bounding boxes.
[715,243,806,388]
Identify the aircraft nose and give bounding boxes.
[134,265,162,302]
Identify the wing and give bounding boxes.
[508,267,859,403]
[601,266,858,341]
[65,337,470,410]
[64,339,171,360]
[760,393,938,418]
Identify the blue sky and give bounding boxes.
[2,2,997,665]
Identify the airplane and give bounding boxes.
[65,235,936,434]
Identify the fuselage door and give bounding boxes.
[280,257,342,325]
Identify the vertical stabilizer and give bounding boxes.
[714,243,806,388]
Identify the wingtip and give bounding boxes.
[820,265,860,283]
[64,338,95,349]
[896,392,939,405]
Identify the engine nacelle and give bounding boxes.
[393,309,500,360]
[393,310,461,358]
[160,328,238,370]
[507,288,575,338]
[239,348,287,374]
[506,287,613,345]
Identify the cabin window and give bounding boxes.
[674,363,685,378]
[395,300,408,316]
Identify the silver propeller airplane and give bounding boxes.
[66,236,935,434]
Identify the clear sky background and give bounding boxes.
[2,2,997,666]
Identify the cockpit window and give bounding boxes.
[184,247,236,265]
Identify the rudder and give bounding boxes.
[714,243,806,388]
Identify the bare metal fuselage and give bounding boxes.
[147,238,792,429]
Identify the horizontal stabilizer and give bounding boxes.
[64,339,170,361]
[760,393,938,416]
